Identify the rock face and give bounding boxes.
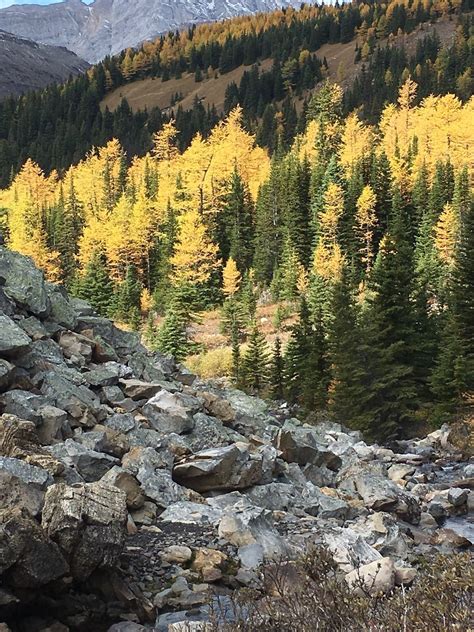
[0,29,89,98]
[0,0,320,64]
[0,245,471,631]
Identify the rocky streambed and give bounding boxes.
[0,246,472,632]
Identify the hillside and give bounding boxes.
[0,0,471,188]
[0,245,472,632]
[0,29,88,98]
[0,0,324,63]
[101,15,459,116]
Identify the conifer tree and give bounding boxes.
[116,264,142,323]
[270,337,284,400]
[241,323,270,394]
[74,250,114,317]
[329,268,365,421]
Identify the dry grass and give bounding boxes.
[101,16,458,116]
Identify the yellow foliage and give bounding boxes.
[223,257,241,297]
[140,288,152,313]
[171,208,221,286]
[356,185,378,271]
[340,113,374,171]
[186,346,234,379]
[435,202,459,266]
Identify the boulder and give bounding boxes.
[19,315,49,341]
[159,501,223,526]
[191,548,228,583]
[0,507,68,588]
[142,390,198,434]
[161,545,193,565]
[0,457,52,489]
[58,331,93,363]
[37,405,69,444]
[345,557,396,596]
[0,360,15,392]
[76,316,141,359]
[0,314,31,357]
[46,284,77,329]
[119,379,163,401]
[173,444,265,493]
[41,372,103,425]
[84,364,123,388]
[101,466,144,510]
[48,439,118,481]
[0,248,50,316]
[136,467,190,508]
[448,487,469,507]
[41,481,127,581]
[1,389,44,424]
[0,469,45,515]
[275,427,342,470]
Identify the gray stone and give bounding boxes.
[173,444,265,493]
[275,426,342,470]
[161,545,193,564]
[46,284,77,329]
[0,469,45,515]
[18,316,49,340]
[1,389,44,424]
[84,363,122,387]
[0,507,68,587]
[119,378,163,401]
[42,481,127,581]
[142,390,198,434]
[47,439,118,481]
[0,313,31,357]
[41,371,103,424]
[103,412,136,434]
[0,359,15,392]
[15,339,65,372]
[101,466,144,510]
[301,484,349,519]
[0,247,50,316]
[122,445,174,474]
[0,456,52,488]
[159,501,223,526]
[448,487,469,507]
[137,466,189,508]
[76,316,142,359]
[70,297,95,317]
[238,543,264,569]
[58,330,93,363]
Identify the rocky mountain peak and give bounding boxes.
[0,0,316,63]
[0,245,472,630]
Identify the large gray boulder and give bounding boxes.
[40,371,104,425]
[0,469,45,515]
[45,283,77,329]
[136,467,190,508]
[0,507,68,588]
[173,444,266,493]
[0,313,31,357]
[142,390,199,434]
[0,248,50,317]
[42,481,127,581]
[275,426,342,470]
[48,439,118,481]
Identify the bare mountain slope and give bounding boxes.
[0,0,316,64]
[0,29,89,98]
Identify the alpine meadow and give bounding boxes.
[0,1,473,631]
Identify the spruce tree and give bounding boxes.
[270,337,284,400]
[116,264,142,323]
[285,298,329,410]
[241,324,270,394]
[357,204,419,441]
[329,269,366,422]
[74,250,114,317]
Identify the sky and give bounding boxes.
[0,1,93,8]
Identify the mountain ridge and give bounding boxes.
[0,0,317,63]
[0,28,89,97]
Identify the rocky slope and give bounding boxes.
[0,246,472,632]
[0,29,88,98]
[0,0,316,64]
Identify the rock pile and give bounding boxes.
[0,247,472,632]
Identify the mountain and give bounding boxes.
[0,0,317,63]
[0,29,88,97]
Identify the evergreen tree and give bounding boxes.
[155,288,194,362]
[329,269,366,421]
[270,337,284,400]
[241,323,270,393]
[74,250,114,317]
[116,264,142,323]
[285,298,329,410]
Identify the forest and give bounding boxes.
[0,0,472,186]
[1,59,472,441]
